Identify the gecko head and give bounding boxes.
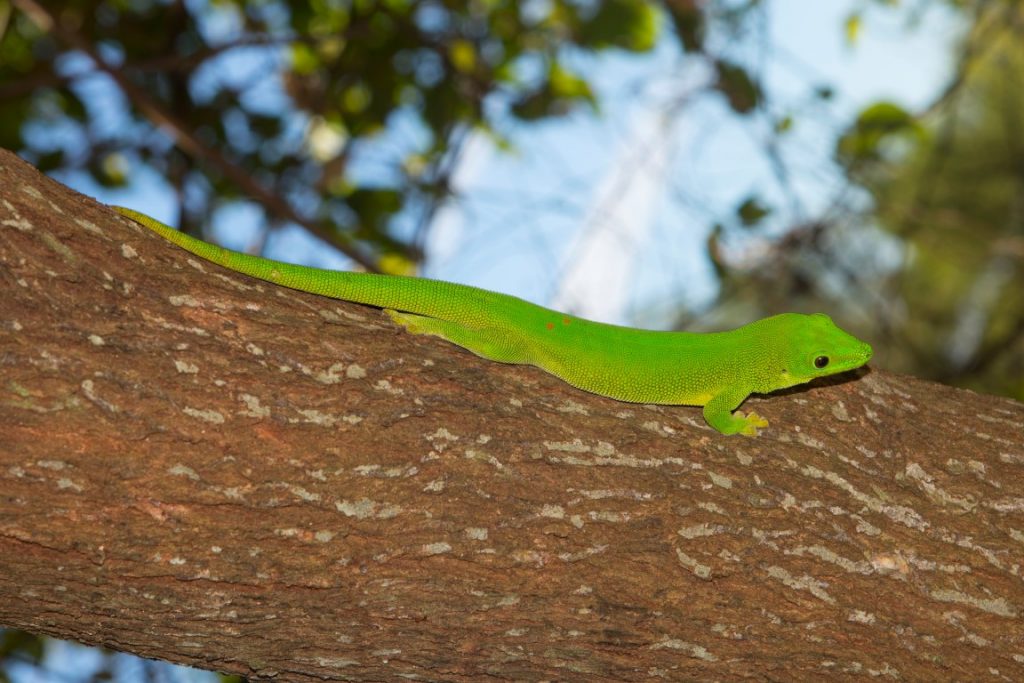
[770,313,873,389]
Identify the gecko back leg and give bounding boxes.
[385,310,529,364]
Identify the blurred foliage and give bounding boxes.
[698,0,1022,402]
[0,0,679,270]
[842,1,1024,398]
[836,101,920,166]
[712,58,761,114]
[1,628,45,681]
[735,195,772,228]
[0,0,777,271]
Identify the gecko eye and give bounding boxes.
[814,356,830,369]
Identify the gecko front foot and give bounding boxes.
[736,411,769,437]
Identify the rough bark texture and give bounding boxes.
[1,148,1024,681]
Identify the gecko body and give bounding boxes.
[115,207,872,435]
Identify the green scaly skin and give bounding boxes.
[114,207,873,436]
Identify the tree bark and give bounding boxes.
[2,147,1024,681]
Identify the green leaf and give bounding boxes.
[448,39,476,73]
[378,251,416,276]
[345,187,403,234]
[713,59,761,115]
[837,101,918,164]
[736,196,771,227]
[88,152,129,188]
[511,62,595,121]
[576,0,660,51]
[342,83,371,114]
[774,115,794,134]
[0,629,45,664]
[35,149,66,173]
[856,101,914,130]
[290,42,319,75]
[549,63,593,102]
[844,12,862,46]
[100,152,129,186]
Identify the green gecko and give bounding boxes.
[114,206,873,436]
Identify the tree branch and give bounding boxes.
[2,150,1024,681]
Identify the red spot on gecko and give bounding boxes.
[546,322,555,330]
[562,317,571,325]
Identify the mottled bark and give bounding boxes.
[1,148,1024,681]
